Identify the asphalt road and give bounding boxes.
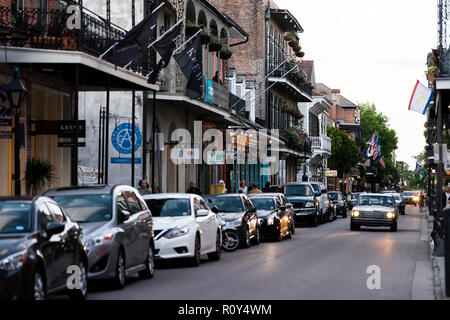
[54,205,430,300]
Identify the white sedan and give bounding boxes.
[142,193,221,266]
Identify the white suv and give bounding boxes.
[309,182,331,224]
[142,193,222,266]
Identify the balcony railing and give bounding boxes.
[269,62,312,97]
[311,135,332,154]
[0,6,152,75]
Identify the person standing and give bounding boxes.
[138,179,152,195]
[249,184,262,194]
[239,180,248,195]
[187,181,202,196]
[262,181,271,193]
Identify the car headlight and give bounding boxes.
[267,216,275,225]
[386,212,395,219]
[413,196,419,202]
[85,232,114,248]
[163,226,190,239]
[352,211,360,217]
[305,202,314,208]
[0,250,27,271]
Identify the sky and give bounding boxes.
[276,0,437,169]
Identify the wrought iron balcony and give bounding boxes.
[269,62,312,98]
[0,6,152,76]
[310,135,332,154]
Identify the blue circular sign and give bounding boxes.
[111,123,142,155]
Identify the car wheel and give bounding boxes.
[190,235,201,267]
[67,261,88,300]
[241,228,251,248]
[208,231,222,261]
[251,226,260,245]
[139,244,155,279]
[30,268,46,301]
[285,227,292,239]
[311,214,318,227]
[222,230,240,252]
[390,222,398,232]
[113,250,126,289]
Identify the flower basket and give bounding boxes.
[288,40,297,48]
[427,70,438,83]
[209,35,222,52]
[297,51,305,58]
[220,45,232,60]
[293,44,301,52]
[185,21,201,36]
[200,28,211,45]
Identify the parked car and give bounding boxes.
[282,183,320,227]
[328,191,348,218]
[350,193,399,232]
[402,191,417,205]
[142,194,221,266]
[247,193,295,234]
[381,190,397,194]
[310,182,334,223]
[392,193,406,215]
[207,194,260,248]
[248,195,292,241]
[44,185,155,289]
[0,196,88,300]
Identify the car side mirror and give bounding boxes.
[315,192,321,197]
[120,210,131,222]
[211,206,219,214]
[45,222,65,237]
[196,209,209,217]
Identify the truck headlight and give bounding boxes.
[0,250,27,271]
[386,212,395,219]
[305,202,314,208]
[352,211,360,217]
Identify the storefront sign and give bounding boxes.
[325,170,338,177]
[58,121,86,138]
[78,166,99,185]
[111,123,142,155]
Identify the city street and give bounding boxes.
[56,205,430,300]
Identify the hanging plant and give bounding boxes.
[209,35,222,52]
[200,28,211,45]
[293,43,302,52]
[288,40,297,48]
[298,51,305,58]
[220,44,232,60]
[283,32,293,41]
[185,20,201,36]
[426,66,439,83]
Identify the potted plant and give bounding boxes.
[209,35,222,52]
[185,20,201,36]
[283,31,293,41]
[293,43,301,52]
[426,66,439,83]
[297,51,305,58]
[200,28,211,45]
[24,158,56,195]
[220,44,232,60]
[289,39,297,48]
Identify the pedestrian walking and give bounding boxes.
[239,180,248,195]
[137,179,152,195]
[187,181,202,196]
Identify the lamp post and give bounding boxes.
[6,68,28,196]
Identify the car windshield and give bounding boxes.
[210,197,244,213]
[329,193,342,200]
[394,195,402,201]
[352,193,361,199]
[403,191,413,196]
[311,184,320,193]
[0,203,32,234]
[145,199,191,217]
[285,185,313,196]
[53,194,112,223]
[359,195,394,207]
[251,198,276,211]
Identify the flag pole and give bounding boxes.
[230,54,295,111]
[124,17,185,69]
[173,29,201,54]
[98,2,165,60]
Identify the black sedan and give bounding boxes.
[329,192,348,218]
[248,196,292,241]
[0,197,88,300]
[208,194,260,248]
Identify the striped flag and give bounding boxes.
[408,80,433,115]
[379,156,386,168]
[365,134,377,159]
[414,162,423,175]
[373,136,381,160]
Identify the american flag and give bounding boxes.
[373,137,381,160]
[379,156,386,168]
[414,162,423,175]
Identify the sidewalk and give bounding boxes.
[424,209,450,300]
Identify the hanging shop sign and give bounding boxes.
[31,120,86,138]
[205,78,214,104]
[111,123,142,155]
[325,170,338,178]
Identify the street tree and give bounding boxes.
[327,126,359,177]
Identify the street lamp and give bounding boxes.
[6,67,28,196]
